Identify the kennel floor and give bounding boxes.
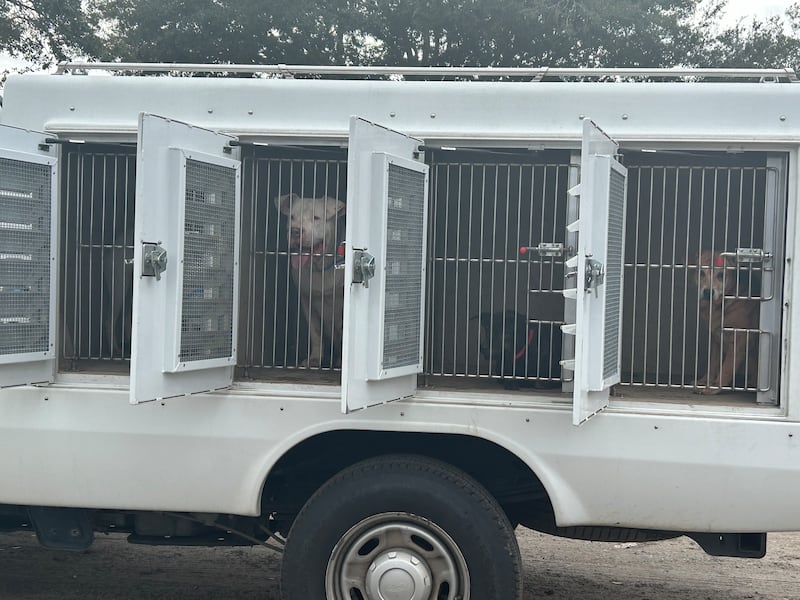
[55,364,768,409]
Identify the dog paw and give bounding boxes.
[699,386,721,395]
[299,357,323,369]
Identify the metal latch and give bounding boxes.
[585,258,604,297]
[142,243,168,281]
[734,248,772,264]
[519,242,564,258]
[352,249,376,288]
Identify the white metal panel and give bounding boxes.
[566,119,627,425]
[130,114,241,404]
[342,117,428,413]
[5,75,800,146]
[0,125,57,387]
[1,381,800,533]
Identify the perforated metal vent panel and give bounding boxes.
[382,163,426,370]
[179,159,237,363]
[0,157,51,357]
[603,166,625,380]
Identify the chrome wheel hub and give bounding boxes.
[365,548,432,600]
[325,512,470,600]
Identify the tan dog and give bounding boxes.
[694,250,759,394]
[275,193,346,368]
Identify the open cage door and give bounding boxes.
[342,117,429,413]
[562,119,628,425]
[130,114,241,404]
[0,126,57,388]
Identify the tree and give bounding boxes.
[0,0,96,66]
[88,0,721,69]
[707,8,800,70]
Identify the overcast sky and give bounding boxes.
[717,0,795,24]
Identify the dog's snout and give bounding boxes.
[702,289,712,301]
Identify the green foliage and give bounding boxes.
[2,0,800,71]
[87,0,717,68]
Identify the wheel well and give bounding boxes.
[261,430,550,535]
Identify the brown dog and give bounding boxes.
[275,193,346,368]
[694,250,759,394]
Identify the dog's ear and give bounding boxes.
[275,193,299,215]
[323,197,346,218]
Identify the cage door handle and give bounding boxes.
[585,258,604,297]
[142,243,168,281]
[352,249,376,288]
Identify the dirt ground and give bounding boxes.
[0,528,799,599]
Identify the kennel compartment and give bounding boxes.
[424,149,570,388]
[239,147,348,375]
[60,144,136,368]
[620,151,785,404]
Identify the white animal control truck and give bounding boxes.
[0,63,799,599]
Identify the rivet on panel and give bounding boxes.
[430,113,437,119]
[389,112,396,118]
[780,115,787,121]
[621,114,629,120]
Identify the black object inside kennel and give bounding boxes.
[58,142,785,404]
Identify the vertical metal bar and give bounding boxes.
[62,151,74,361]
[477,164,487,376]
[679,167,691,388]
[642,166,655,385]
[99,155,108,358]
[438,162,451,375]
[501,164,512,378]
[464,163,475,377]
[453,163,463,376]
[693,168,705,388]
[629,167,641,382]
[524,164,536,379]
[85,155,95,358]
[712,167,723,390]
[75,153,85,359]
[758,159,786,404]
[655,167,666,385]
[269,159,280,368]
[668,166,679,387]
[247,156,258,366]
[513,163,523,378]
[424,160,437,376]
[491,164,499,378]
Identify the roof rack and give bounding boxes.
[53,62,799,82]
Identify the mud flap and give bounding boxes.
[688,532,767,558]
[28,506,94,550]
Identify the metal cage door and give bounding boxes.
[562,119,628,425]
[130,114,241,404]
[342,117,429,413]
[0,126,58,388]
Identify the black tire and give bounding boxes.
[280,453,523,600]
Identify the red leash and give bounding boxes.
[514,328,536,361]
